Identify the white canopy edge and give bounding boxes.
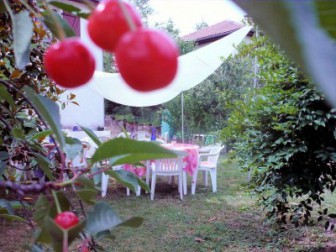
[87,25,252,107]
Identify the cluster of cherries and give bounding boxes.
[44,0,179,92]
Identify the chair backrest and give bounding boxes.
[117,132,130,138]
[153,157,183,174]
[207,145,225,164]
[99,136,110,143]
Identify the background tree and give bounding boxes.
[195,20,208,31]
[221,33,336,226]
[163,51,253,143]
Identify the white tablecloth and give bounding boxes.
[64,130,111,140]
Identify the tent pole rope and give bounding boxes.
[181,92,184,143]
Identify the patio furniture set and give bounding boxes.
[42,130,224,200]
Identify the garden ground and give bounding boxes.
[1,157,336,251]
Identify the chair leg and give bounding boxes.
[101,173,109,197]
[145,163,151,193]
[126,185,141,196]
[136,185,141,196]
[183,171,187,195]
[191,170,198,195]
[126,187,130,196]
[203,171,208,186]
[150,173,156,200]
[178,173,183,200]
[209,169,217,192]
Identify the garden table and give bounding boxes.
[157,143,200,194]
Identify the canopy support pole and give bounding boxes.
[181,92,184,143]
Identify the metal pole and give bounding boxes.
[253,26,259,90]
[181,92,184,143]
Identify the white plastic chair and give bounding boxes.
[191,145,225,194]
[150,157,184,200]
[133,131,150,141]
[125,160,150,196]
[117,132,131,138]
[97,135,145,197]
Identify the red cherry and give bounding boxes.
[44,38,95,88]
[87,0,142,52]
[115,28,179,92]
[54,211,79,229]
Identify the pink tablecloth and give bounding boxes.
[124,163,147,177]
[162,143,200,175]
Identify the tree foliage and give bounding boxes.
[0,2,75,183]
[0,1,177,250]
[164,52,253,142]
[222,34,336,226]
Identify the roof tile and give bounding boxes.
[182,20,244,42]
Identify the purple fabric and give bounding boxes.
[63,13,81,36]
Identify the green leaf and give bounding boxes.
[44,217,85,252]
[34,226,52,244]
[75,189,97,205]
[86,202,122,236]
[41,9,76,39]
[104,169,140,193]
[75,175,96,189]
[0,151,8,161]
[136,176,150,192]
[233,0,336,107]
[0,199,14,214]
[12,11,33,69]
[30,130,53,141]
[0,161,5,175]
[31,152,54,180]
[48,1,90,19]
[91,138,176,165]
[33,195,51,226]
[64,136,83,161]
[0,84,16,109]
[54,191,71,214]
[24,86,65,148]
[0,214,27,222]
[119,217,143,228]
[0,1,6,13]
[80,125,101,147]
[11,126,24,139]
[315,1,336,39]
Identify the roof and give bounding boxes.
[181,20,245,44]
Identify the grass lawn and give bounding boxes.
[101,158,336,252]
[1,157,336,251]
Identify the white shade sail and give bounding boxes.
[87,26,251,107]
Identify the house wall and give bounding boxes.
[59,16,105,130]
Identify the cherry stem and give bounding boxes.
[118,0,136,31]
[63,230,69,252]
[52,190,62,214]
